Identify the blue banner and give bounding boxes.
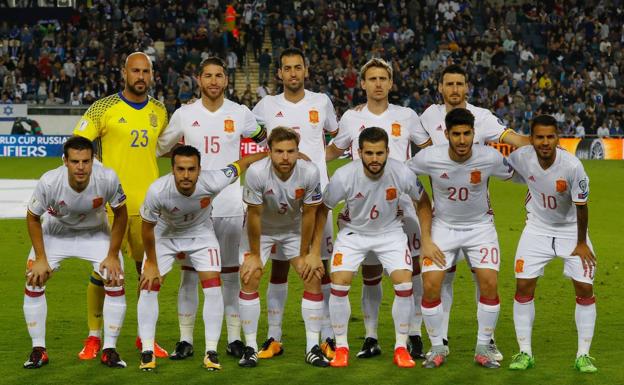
[0,135,69,157]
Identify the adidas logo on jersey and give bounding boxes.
[440,173,449,179]
[192,121,200,127]
[436,124,443,131]
[528,176,536,182]
[118,117,127,123]
[171,207,180,213]
[266,189,274,195]
[275,111,284,117]
[354,192,365,199]
[359,125,366,132]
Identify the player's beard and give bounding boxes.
[126,80,149,97]
[272,159,296,177]
[449,141,472,159]
[283,78,303,94]
[201,85,225,101]
[363,159,387,176]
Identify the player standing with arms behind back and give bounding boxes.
[506,115,597,373]
[73,52,170,359]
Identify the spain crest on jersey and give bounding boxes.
[309,109,319,124]
[200,197,212,208]
[391,122,401,137]
[386,187,397,201]
[470,170,481,184]
[149,112,158,128]
[333,253,343,267]
[92,197,104,209]
[224,119,235,133]
[295,188,305,199]
[556,179,567,193]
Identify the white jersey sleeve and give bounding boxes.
[241,105,264,141]
[304,164,323,205]
[323,94,339,134]
[412,117,431,147]
[156,108,184,156]
[332,111,355,150]
[488,147,515,181]
[242,164,264,206]
[406,108,425,147]
[28,176,49,217]
[104,168,127,209]
[472,105,508,143]
[571,161,589,204]
[197,164,240,196]
[140,184,160,224]
[400,164,425,202]
[322,168,348,210]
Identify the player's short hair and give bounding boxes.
[358,126,389,148]
[359,58,393,80]
[63,136,94,158]
[197,57,226,76]
[267,126,300,149]
[171,145,201,166]
[530,114,559,135]
[279,47,306,67]
[445,108,475,131]
[124,52,153,69]
[440,64,468,84]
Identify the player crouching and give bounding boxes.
[23,136,128,369]
[237,127,329,368]
[316,127,437,368]
[137,145,264,371]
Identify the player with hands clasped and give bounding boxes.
[506,115,598,373]
[23,136,128,369]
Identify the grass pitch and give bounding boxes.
[0,157,622,385]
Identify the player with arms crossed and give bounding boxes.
[406,108,514,369]
[325,58,426,359]
[137,145,265,371]
[251,47,338,359]
[157,57,267,360]
[413,64,530,359]
[23,136,128,369]
[506,115,597,373]
[73,52,170,359]
[237,127,328,368]
[317,127,437,368]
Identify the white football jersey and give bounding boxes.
[508,146,589,238]
[157,99,261,217]
[140,165,239,238]
[416,103,509,146]
[243,158,322,234]
[323,158,424,234]
[332,104,422,161]
[406,145,514,227]
[252,90,338,187]
[28,163,126,235]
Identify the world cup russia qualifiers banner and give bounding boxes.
[490,138,623,160]
[0,135,69,157]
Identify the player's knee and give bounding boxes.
[422,277,442,298]
[573,280,593,298]
[515,278,536,297]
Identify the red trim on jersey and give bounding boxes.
[330,288,349,297]
[105,288,125,297]
[201,277,221,288]
[181,266,196,272]
[479,296,500,306]
[363,277,382,286]
[395,289,414,297]
[303,291,323,301]
[239,291,259,300]
[221,266,240,274]
[576,296,596,306]
[514,294,534,303]
[24,287,45,297]
[421,298,442,308]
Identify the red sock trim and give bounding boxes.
[514,294,534,303]
[330,288,349,297]
[576,296,596,305]
[395,289,414,297]
[270,277,288,284]
[221,266,240,274]
[447,265,457,273]
[479,296,500,306]
[239,291,259,300]
[421,298,441,308]
[105,288,125,297]
[303,291,323,301]
[363,277,382,286]
[201,277,221,288]
[24,288,45,297]
[181,266,196,272]
[321,274,331,285]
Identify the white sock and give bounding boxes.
[320,280,333,341]
[575,296,596,357]
[103,286,126,350]
[178,269,198,345]
[266,281,288,341]
[137,289,159,352]
[239,291,260,351]
[392,282,413,349]
[221,272,241,343]
[421,299,443,347]
[477,297,500,346]
[440,270,455,341]
[302,292,323,352]
[23,285,46,348]
[409,272,423,337]
[330,284,350,348]
[202,279,224,352]
[88,330,102,338]
[513,295,535,355]
[361,276,382,339]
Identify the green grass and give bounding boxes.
[0,158,622,385]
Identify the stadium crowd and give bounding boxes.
[1,0,623,136]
